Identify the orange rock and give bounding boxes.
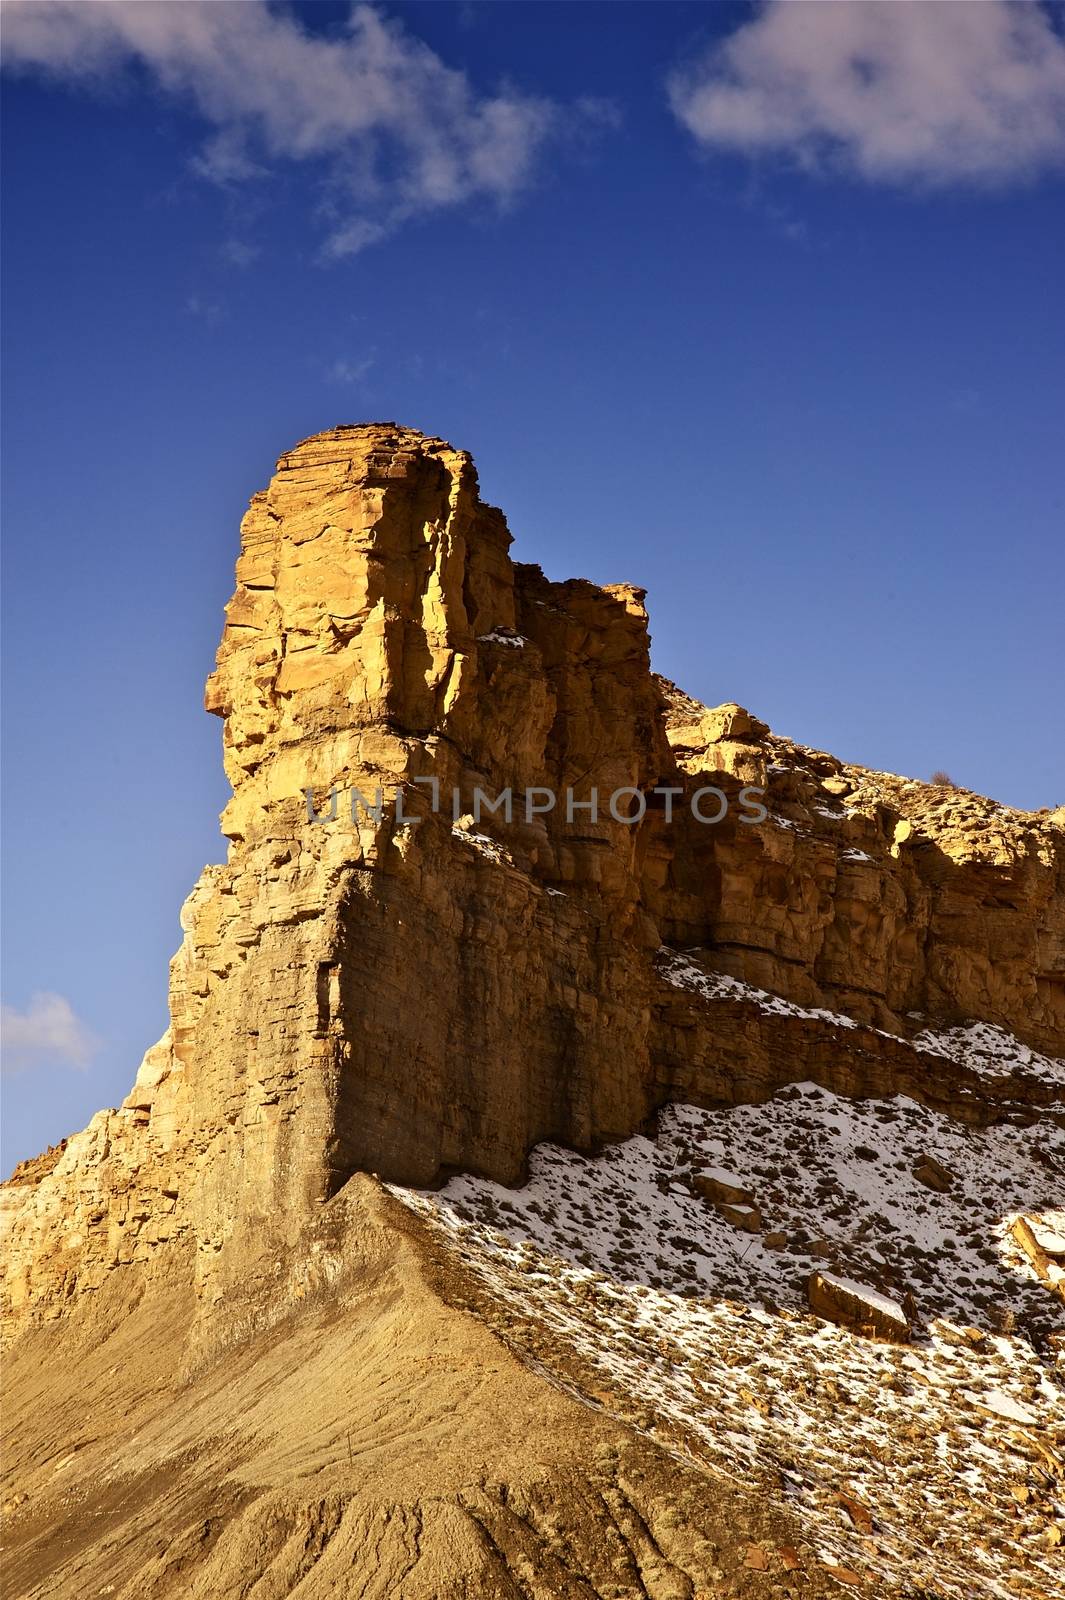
[838,1492,875,1533]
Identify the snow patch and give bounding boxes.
[913,1020,1065,1087]
[389,1086,1064,1598]
[477,630,526,648]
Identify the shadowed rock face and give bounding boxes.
[3,424,1063,1329]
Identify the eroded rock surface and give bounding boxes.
[5,424,1062,1333]
[2,425,1063,1599]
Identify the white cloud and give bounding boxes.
[1,1,561,252]
[321,217,390,262]
[1,992,100,1076]
[669,1,1065,187]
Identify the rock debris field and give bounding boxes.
[393,993,1065,1599]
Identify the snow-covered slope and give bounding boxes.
[392,1050,1065,1596]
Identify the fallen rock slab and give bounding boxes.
[807,1271,911,1341]
[692,1167,755,1207]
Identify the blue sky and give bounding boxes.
[2,1,1064,1171]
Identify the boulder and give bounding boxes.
[913,1153,955,1193]
[1009,1214,1065,1303]
[692,1168,754,1207]
[807,1271,911,1341]
[716,1201,763,1234]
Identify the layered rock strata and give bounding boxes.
[3,424,1063,1333]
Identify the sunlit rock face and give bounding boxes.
[3,427,1063,1600]
[3,424,1063,1331]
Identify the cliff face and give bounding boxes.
[3,426,1064,1600]
[3,424,1063,1331]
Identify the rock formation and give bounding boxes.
[3,425,1063,1599]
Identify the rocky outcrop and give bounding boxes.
[1009,1212,1065,1303]
[2,424,1063,1339]
[2,424,1063,1600]
[655,675,1065,1045]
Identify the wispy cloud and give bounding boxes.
[329,354,375,385]
[1,1,567,255]
[1,992,100,1076]
[320,218,389,263]
[220,239,260,270]
[670,1,1065,188]
[184,292,225,324]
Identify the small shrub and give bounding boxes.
[930,770,955,786]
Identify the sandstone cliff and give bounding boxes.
[3,426,1063,1599]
